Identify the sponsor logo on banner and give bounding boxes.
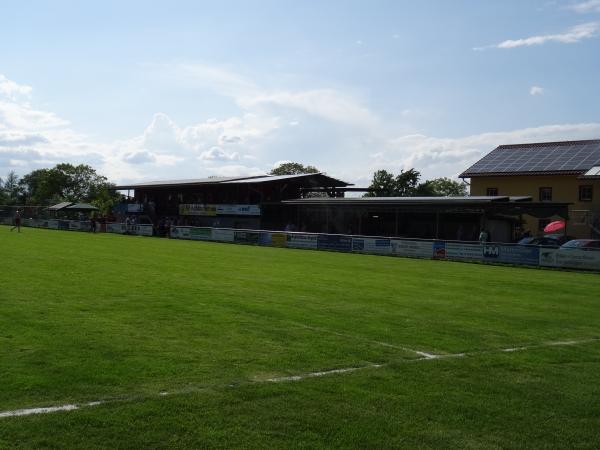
[540,248,600,270]
[217,204,261,216]
[179,204,260,216]
[390,239,433,258]
[484,244,539,265]
[353,238,392,254]
[212,228,235,242]
[47,220,59,229]
[287,233,318,249]
[179,204,217,216]
[317,234,352,252]
[189,228,212,240]
[433,241,446,258]
[234,231,260,244]
[446,242,483,260]
[171,227,191,239]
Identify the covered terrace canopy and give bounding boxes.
[282,196,571,241]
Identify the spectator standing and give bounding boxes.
[10,210,22,233]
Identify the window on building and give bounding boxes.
[539,187,552,202]
[538,218,551,232]
[486,187,498,196]
[579,185,593,202]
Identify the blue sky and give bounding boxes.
[1,0,600,186]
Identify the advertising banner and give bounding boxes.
[352,238,392,254]
[482,244,539,265]
[317,234,352,252]
[287,233,318,249]
[189,227,212,240]
[69,221,82,231]
[217,204,261,216]
[58,220,70,230]
[390,239,433,258]
[259,232,287,247]
[234,230,260,244]
[433,241,446,259]
[179,204,217,216]
[445,242,483,260]
[539,248,600,270]
[171,226,191,239]
[47,219,59,229]
[212,228,235,242]
[107,223,126,233]
[133,225,153,236]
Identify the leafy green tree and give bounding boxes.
[416,177,468,197]
[3,171,23,205]
[365,169,422,197]
[0,176,6,204]
[269,162,319,175]
[16,164,121,211]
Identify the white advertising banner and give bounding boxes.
[133,225,153,236]
[171,226,192,239]
[287,233,318,249]
[391,239,433,258]
[353,238,392,254]
[445,242,483,260]
[212,228,235,242]
[107,223,126,233]
[539,248,600,270]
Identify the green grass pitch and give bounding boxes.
[0,226,599,449]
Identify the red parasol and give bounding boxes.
[543,220,565,233]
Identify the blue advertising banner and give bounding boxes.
[58,220,70,230]
[352,238,392,254]
[317,234,352,252]
[483,244,539,265]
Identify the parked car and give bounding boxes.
[559,239,600,250]
[517,234,576,247]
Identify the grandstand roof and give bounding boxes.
[460,139,600,177]
[284,196,535,206]
[115,173,351,190]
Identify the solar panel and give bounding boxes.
[461,140,600,175]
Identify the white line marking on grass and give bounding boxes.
[267,364,384,382]
[500,338,599,353]
[0,404,79,418]
[292,322,438,358]
[1,338,598,419]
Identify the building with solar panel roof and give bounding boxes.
[460,140,600,239]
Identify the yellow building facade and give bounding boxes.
[469,175,600,238]
[461,140,600,239]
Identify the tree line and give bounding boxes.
[270,162,467,197]
[0,164,121,213]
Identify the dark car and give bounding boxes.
[517,234,576,247]
[559,239,600,250]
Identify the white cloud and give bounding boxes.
[477,22,599,50]
[372,123,600,181]
[530,86,545,95]
[569,1,600,13]
[199,146,240,161]
[0,74,32,102]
